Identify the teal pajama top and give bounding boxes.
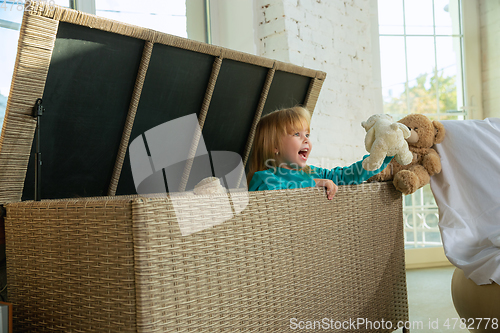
[248,155,393,191]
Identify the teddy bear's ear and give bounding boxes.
[433,120,446,144]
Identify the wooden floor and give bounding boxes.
[405,266,468,333]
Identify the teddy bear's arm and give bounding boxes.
[422,148,442,176]
[368,163,393,182]
[433,120,446,144]
[364,127,376,152]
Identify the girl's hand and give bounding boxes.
[314,179,338,200]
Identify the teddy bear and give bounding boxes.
[369,113,446,195]
[361,114,413,171]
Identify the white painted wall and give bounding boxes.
[479,0,500,119]
[209,0,382,167]
[255,0,379,167]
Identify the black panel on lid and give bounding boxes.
[22,22,144,200]
[203,59,268,155]
[115,43,215,195]
[243,70,311,176]
[198,59,268,186]
[261,70,311,116]
[19,22,317,199]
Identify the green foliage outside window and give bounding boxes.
[384,72,457,117]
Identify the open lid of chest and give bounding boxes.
[0,1,326,205]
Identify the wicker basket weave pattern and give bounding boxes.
[6,184,408,332]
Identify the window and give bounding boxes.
[0,0,208,137]
[0,1,70,129]
[0,2,24,130]
[76,0,209,43]
[378,0,464,250]
[95,0,188,38]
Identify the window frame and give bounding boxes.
[371,0,482,269]
[378,0,467,121]
[75,0,210,44]
[0,0,211,129]
[69,0,95,14]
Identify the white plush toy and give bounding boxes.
[193,177,226,195]
[361,114,413,171]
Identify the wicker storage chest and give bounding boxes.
[5,185,408,332]
[0,2,409,332]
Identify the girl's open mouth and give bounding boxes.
[298,149,308,160]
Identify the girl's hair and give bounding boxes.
[247,106,311,184]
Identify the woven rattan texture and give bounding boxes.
[108,41,154,196]
[241,65,276,168]
[178,56,223,193]
[0,12,58,205]
[304,76,325,113]
[6,183,408,332]
[6,198,136,332]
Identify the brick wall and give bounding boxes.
[479,0,500,118]
[255,0,378,168]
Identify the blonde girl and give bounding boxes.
[247,106,393,199]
